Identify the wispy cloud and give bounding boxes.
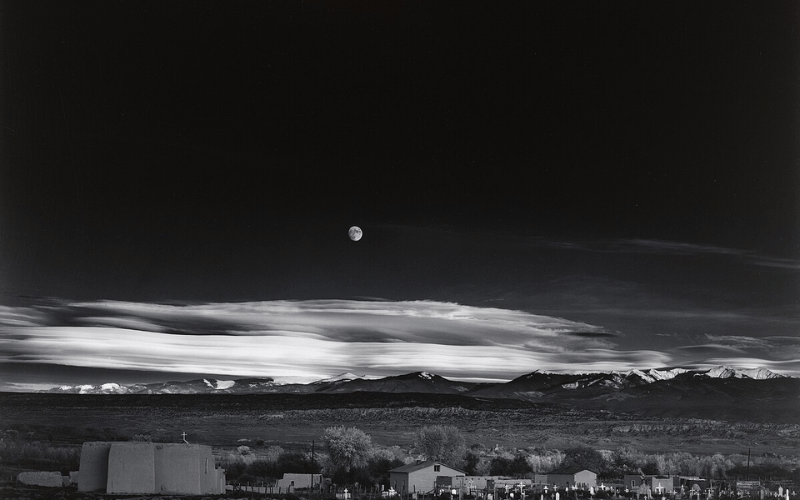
[687,357,800,377]
[753,256,800,270]
[672,344,747,355]
[704,334,774,350]
[0,299,634,384]
[620,239,745,256]
[0,305,47,327]
[536,238,800,271]
[1,298,796,387]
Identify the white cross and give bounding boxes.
[182,431,188,443]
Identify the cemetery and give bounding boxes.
[1,425,797,500]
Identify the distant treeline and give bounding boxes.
[2,425,798,488]
[217,426,800,487]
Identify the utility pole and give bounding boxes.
[311,440,316,499]
[746,448,751,481]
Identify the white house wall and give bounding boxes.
[574,471,597,488]
[277,473,324,490]
[392,464,464,494]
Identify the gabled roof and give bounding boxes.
[544,468,596,475]
[390,460,465,475]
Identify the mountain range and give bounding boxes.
[36,366,800,422]
[43,365,787,395]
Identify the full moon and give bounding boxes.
[348,226,363,241]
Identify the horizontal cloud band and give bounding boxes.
[1,299,797,385]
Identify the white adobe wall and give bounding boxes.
[574,470,597,488]
[196,446,224,494]
[78,442,112,492]
[154,444,201,494]
[107,442,156,494]
[278,473,323,490]
[78,440,224,495]
[215,467,227,494]
[18,471,63,487]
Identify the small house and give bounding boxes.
[650,476,675,494]
[537,468,597,489]
[624,475,676,494]
[390,460,465,495]
[276,473,326,491]
[679,477,709,491]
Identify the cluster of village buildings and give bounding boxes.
[14,442,798,499]
[385,461,794,500]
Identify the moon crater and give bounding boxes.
[348,226,363,241]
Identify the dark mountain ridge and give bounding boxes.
[10,366,800,423]
[41,366,790,396]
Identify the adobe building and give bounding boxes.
[17,471,66,487]
[78,441,225,495]
[624,475,676,495]
[276,473,327,491]
[390,460,465,495]
[535,468,597,489]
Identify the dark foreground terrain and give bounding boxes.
[0,484,256,500]
[1,392,799,456]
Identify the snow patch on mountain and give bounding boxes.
[623,368,688,383]
[699,366,783,380]
[204,379,236,390]
[315,373,366,383]
[99,383,129,393]
[735,367,783,379]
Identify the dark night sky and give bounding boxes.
[1,1,798,389]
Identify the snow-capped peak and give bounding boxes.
[418,372,434,380]
[624,368,688,383]
[735,367,783,380]
[705,366,738,378]
[99,383,129,393]
[203,379,236,390]
[698,366,782,380]
[316,372,364,383]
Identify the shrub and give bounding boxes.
[0,439,80,470]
